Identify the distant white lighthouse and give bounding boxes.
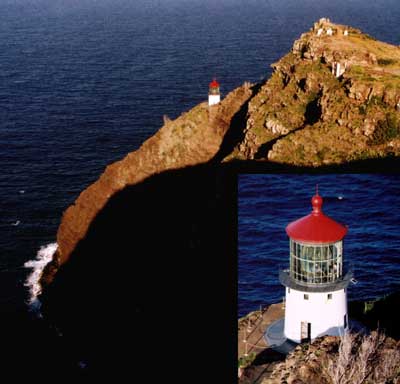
[208,78,220,106]
[279,189,351,343]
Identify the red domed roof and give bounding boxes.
[286,193,347,243]
[209,78,220,88]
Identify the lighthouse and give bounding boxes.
[279,189,352,343]
[208,78,220,106]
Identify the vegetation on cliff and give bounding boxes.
[265,331,400,384]
[230,18,400,166]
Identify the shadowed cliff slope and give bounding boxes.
[39,84,253,380]
[41,164,238,380]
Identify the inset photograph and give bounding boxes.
[238,174,400,382]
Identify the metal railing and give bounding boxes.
[279,269,354,292]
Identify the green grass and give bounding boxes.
[368,112,400,145]
[378,58,397,66]
[238,352,256,368]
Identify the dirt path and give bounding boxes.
[238,303,285,383]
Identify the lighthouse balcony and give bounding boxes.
[279,269,353,293]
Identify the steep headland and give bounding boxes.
[43,19,400,280]
[231,18,400,165]
[38,19,400,380]
[43,84,252,279]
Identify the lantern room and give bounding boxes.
[286,193,348,285]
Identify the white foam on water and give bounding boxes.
[24,242,58,312]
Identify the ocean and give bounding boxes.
[0,0,399,344]
[238,174,400,318]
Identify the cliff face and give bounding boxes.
[45,18,400,285]
[39,84,252,380]
[48,84,252,273]
[232,18,400,166]
[39,19,400,380]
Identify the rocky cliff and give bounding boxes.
[38,19,400,380]
[43,19,400,281]
[231,18,400,165]
[43,84,252,281]
[39,83,252,381]
[44,18,400,282]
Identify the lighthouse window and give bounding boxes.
[322,247,328,260]
[290,241,343,284]
[327,294,332,300]
[304,294,309,300]
[315,247,321,261]
[305,246,314,260]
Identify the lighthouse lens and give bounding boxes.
[290,240,343,284]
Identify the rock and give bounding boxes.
[265,119,289,135]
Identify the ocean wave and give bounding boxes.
[24,242,58,313]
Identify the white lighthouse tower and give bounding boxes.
[279,189,352,343]
[208,78,220,106]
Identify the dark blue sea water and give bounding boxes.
[1,0,400,312]
[238,174,400,318]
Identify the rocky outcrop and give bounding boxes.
[231,18,400,166]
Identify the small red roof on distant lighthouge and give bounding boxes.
[209,78,220,88]
[286,192,348,243]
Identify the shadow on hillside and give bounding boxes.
[349,291,400,340]
[40,164,238,381]
[220,156,400,172]
[213,81,266,163]
[252,348,286,366]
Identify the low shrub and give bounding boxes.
[367,112,400,145]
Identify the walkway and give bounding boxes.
[238,303,286,384]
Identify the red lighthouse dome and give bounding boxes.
[286,192,347,243]
[209,78,220,89]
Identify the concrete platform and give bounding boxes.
[264,318,297,355]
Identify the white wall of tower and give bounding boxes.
[284,287,348,343]
[208,94,220,106]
